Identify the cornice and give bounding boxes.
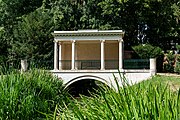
[53,30,125,37]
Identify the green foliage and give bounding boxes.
[171,2,180,24]
[0,0,44,64]
[133,44,163,59]
[167,51,176,61]
[175,61,180,74]
[0,0,180,65]
[50,0,104,30]
[0,69,67,119]
[0,27,7,56]
[175,56,180,74]
[54,75,180,120]
[50,0,74,30]
[99,0,180,47]
[176,45,180,50]
[164,63,174,73]
[13,8,54,60]
[163,52,176,73]
[0,27,8,66]
[80,0,104,29]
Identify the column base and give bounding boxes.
[53,68,58,71]
[100,68,105,70]
[118,68,124,72]
[150,69,156,76]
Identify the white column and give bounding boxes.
[119,39,123,70]
[54,41,58,70]
[71,40,76,70]
[101,40,105,70]
[58,42,62,70]
[75,42,78,70]
[150,58,156,76]
[21,59,28,73]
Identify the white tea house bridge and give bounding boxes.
[51,30,156,90]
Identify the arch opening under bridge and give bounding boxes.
[64,75,114,96]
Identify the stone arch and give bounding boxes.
[64,75,113,89]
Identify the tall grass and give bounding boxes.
[56,75,180,120]
[0,69,67,119]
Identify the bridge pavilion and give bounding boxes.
[53,30,124,71]
[51,30,156,90]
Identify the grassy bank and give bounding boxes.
[55,75,180,120]
[0,69,67,119]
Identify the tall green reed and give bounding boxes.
[55,74,180,120]
[0,69,67,119]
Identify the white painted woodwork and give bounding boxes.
[54,41,58,70]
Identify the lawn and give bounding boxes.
[143,75,180,92]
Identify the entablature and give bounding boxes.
[53,30,125,42]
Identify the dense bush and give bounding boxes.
[176,45,180,51]
[175,56,180,74]
[163,52,176,73]
[0,69,67,119]
[133,44,163,59]
[164,63,174,73]
[175,62,180,74]
[0,58,21,75]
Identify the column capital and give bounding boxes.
[58,41,62,45]
[53,40,58,43]
[71,40,76,43]
[118,38,123,42]
[100,40,105,43]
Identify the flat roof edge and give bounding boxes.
[54,30,124,34]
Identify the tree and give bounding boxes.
[79,0,104,29]
[50,0,104,30]
[0,0,44,65]
[13,8,54,61]
[0,0,179,67]
[98,0,179,50]
[0,27,8,62]
[171,1,180,39]
[49,0,75,30]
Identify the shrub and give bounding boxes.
[166,51,176,62]
[164,63,174,73]
[175,55,180,74]
[177,55,180,61]
[133,44,163,59]
[176,45,180,50]
[0,56,8,74]
[0,69,67,119]
[175,61,180,74]
[163,52,176,73]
